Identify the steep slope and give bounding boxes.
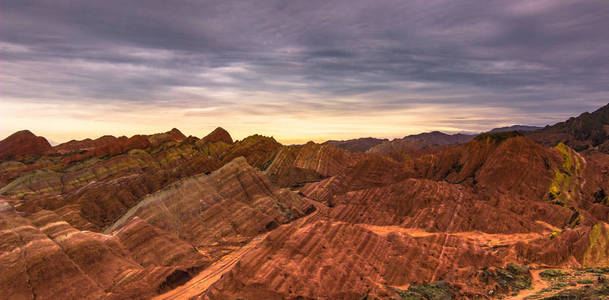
[113,217,210,270]
[105,157,314,257]
[0,130,51,161]
[54,128,186,155]
[302,133,581,233]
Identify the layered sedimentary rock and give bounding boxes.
[0,129,285,233]
[0,200,199,300]
[3,105,609,299]
[113,217,210,270]
[198,215,584,299]
[0,155,314,299]
[105,157,314,258]
[265,141,363,188]
[221,134,281,170]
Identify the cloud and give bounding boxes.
[1,0,608,142]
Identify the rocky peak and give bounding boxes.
[202,127,233,144]
[0,130,52,161]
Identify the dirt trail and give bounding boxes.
[154,232,269,300]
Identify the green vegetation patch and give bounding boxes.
[539,269,565,279]
[397,281,456,300]
[551,282,567,290]
[585,267,609,275]
[577,279,596,284]
[541,283,609,299]
[481,264,532,296]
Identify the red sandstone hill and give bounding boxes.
[3,104,609,299]
[0,130,51,161]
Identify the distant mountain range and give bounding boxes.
[490,125,542,132]
[326,125,542,153]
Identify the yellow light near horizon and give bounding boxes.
[1,98,532,145]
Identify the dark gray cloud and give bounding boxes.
[1,0,609,130]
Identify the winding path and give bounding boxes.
[153,233,269,300]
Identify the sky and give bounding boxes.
[1,0,609,144]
